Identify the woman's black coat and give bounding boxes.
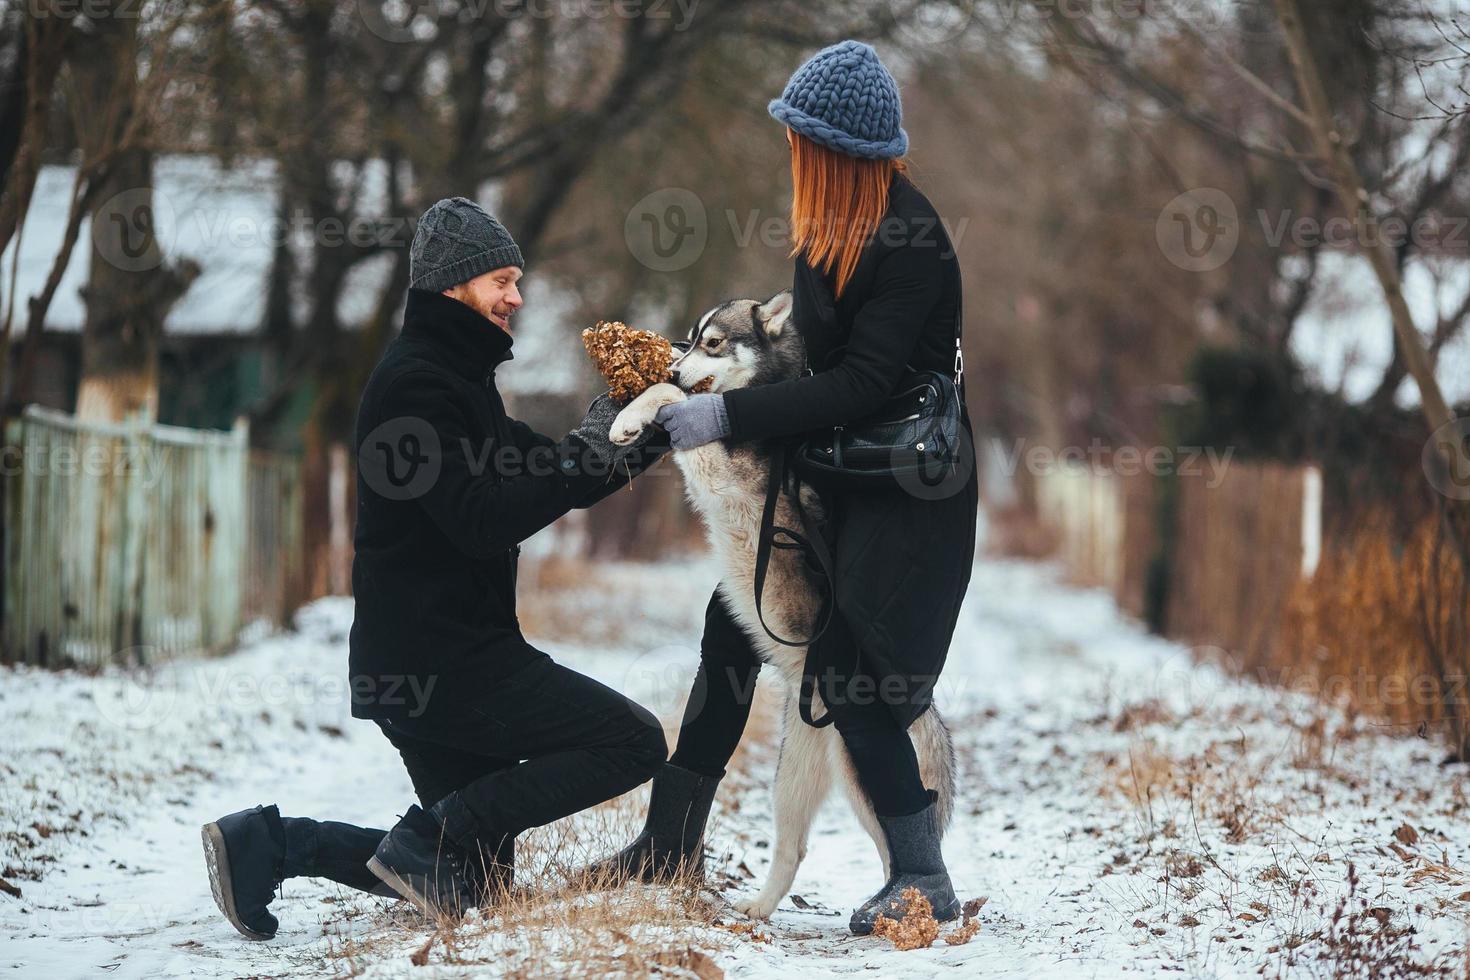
[723,174,979,728]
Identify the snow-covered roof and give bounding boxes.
[0,155,582,396]
[2,156,280,335]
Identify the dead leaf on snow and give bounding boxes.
[651,949,724,980]
[872,888,940,951]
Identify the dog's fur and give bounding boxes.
[611,290,956,920]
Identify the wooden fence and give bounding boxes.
[1166,463,1321,667]
[1036,464,1126,596]
[2,406,306,667]
[1035,459,1321,660]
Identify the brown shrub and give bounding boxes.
[1279,508,1470,756]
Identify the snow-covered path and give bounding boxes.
[4,552,1469,978]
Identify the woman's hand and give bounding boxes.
[654,393,730,450]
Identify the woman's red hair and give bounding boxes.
[787,130,907,298]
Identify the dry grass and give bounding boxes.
[321,743,772,977]
[1280,510,1470,757]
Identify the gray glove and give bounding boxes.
[570,392,657,467]
[654,393,730,450]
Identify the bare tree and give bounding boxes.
[1028,0,1470,421]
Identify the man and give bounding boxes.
[201,198,671,939]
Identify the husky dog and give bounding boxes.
[610,290,956,920]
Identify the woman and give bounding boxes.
[588,40,977,934]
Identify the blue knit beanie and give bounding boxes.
[768,40,908,160]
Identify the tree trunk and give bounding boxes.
[0,13,72,411]
[1275,0,1468,756]
[69,6,196,423]
[1274,0,1454,448]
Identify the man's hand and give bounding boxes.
[570,392,659,466]
[654,393,730,450]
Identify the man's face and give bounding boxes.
[443,266,523,333]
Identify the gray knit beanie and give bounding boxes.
[409,197,524,292]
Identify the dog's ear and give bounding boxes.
[756,290,793,338]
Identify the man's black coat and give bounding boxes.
[347,288,664,721]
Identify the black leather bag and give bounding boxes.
[791,291,965,489]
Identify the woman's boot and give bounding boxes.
[849,791,960,935]
[580,763,722,886]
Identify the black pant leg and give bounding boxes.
[811,613,930,818]
[379,723,517,810]
[669,588,764,777]
[385,654,667,837]
[280,818,389,893]
[379,723,518,866]
[273,730,518,892]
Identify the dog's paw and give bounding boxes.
[610,384,686,446]
[610,407,651,446]
[733,894,780,921]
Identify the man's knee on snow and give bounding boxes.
[626,702,669,776]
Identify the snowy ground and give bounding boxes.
[4,540,1470,978]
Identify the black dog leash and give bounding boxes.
[752,445,838,727]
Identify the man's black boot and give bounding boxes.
[366,805,477,918]
[430,792,515,905]
[849,791,960,935]
[201,804,289,940]
[578,763,723,887]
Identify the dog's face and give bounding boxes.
[670,290,806,393]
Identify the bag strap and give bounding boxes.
[951,264,965,388]
[752,445,837,727]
